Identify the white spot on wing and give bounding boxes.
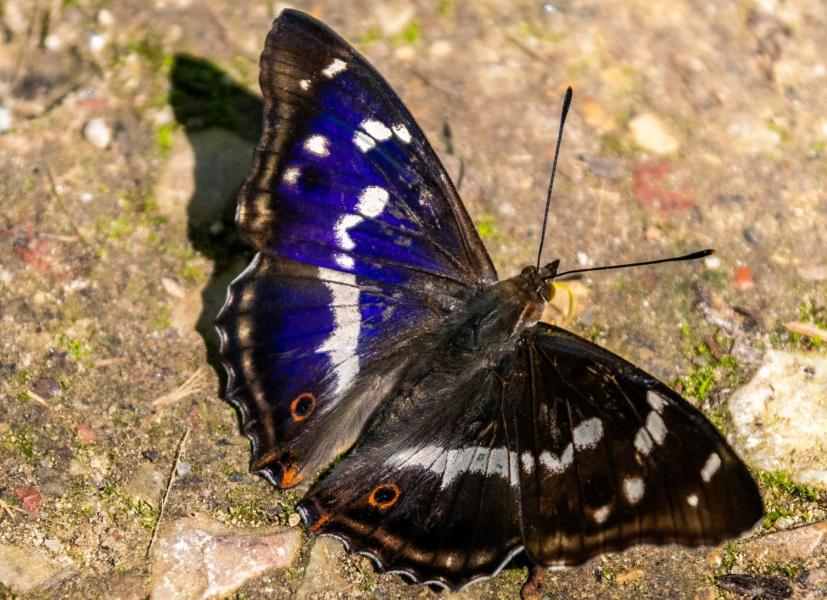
[282,167,300,185]
[334,253,354,269]
[488,448,509,478]
[701,452,721,482]
[623,477,645,504]
[392,123,412,143]
[647,389,668,413]
[592,504,611,524]
[687,494,699,507]
[356,187,389,218]
[304,134,329,156]
[353,131,375,152]
[440,447,476,490]
[333,214,363,250]
[361,119,392,141]
[521,451,535,475]
[316,269,360,396]
[385,445,521,489]
[573,417,604,450]
[645,411,667,445]
[634,427,654,456]
[322,58,347,78]
[539,444,574,474]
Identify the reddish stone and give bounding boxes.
[76,423,96,446]
[12,233,53,274]
[633,160,695,213]
[14,485,43,514]
[734,265,755,290]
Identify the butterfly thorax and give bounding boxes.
[434,266,552,368]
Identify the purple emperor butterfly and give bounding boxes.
[215,9,762,591]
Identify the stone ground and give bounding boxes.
[1,0,826,598]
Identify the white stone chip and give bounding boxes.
[83,118,111,149]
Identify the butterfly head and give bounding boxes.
[521,260,559,304]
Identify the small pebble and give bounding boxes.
[734,265,755,290]
[76,423,96,446]
[14,485,43,514]
[176,462,191,476]
[83,118,111,149]
[88,34,106,52]
[287,513,301,527]
[160,277,185,299]
[704,255,721,270]
[142,449,160,461]
[630,113,680,154]
[44,34,62,51]
[79,192,93,203]
[576,252,590,266]
[429,40,452,58]
[98,9,114,26]
[43,538,61,553]
[0,106,13,132]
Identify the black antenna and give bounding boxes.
[550,249,714,280]
[536,86,573,270]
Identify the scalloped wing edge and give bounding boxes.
[215,252,284,487]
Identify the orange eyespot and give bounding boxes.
[368,483,401,510]
[290,392,316,422]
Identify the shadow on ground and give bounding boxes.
[168,53,261,386]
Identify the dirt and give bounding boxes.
[1,0,825,598]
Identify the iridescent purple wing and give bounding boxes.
[216,10,496,488]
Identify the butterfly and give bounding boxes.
[215,9,763,591]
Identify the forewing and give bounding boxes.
[506,323,763,566]
[217,10,498,487]
[297,363,523,590]
[238,9,496,287]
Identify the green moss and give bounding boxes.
[476,216,501,241]
[100,484,158,530]
[2,426,39,463]
[759,470,819,502]
[809,139,826,156]
[674,328,740,402]
[758,469,824,529]
[392,19,422,45]
[153,304,172,330]
[129,38,172,73]
[154,123,176,156]
[765,119,793,144]
[437,0,456,20]
[358,28,382,45]
[105,217,133,240]
[59,333,92,362]
[494,566,529,598]
[599,132,636,156]
[788,299,827,349]
[719,541,738,572]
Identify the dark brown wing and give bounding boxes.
[506,323,763,566]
